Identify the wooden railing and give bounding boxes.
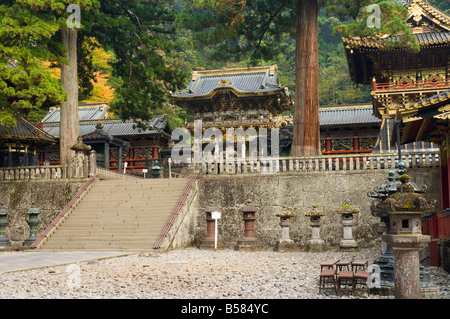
[374,79,450,92]
[194,151,440,175]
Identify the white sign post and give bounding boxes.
[211,211,221,249]
[142,169,148,179]
[123,162,128,174]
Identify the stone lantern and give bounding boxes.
[24,202,41,246]
[235,200,260,251]
[304,204,326,252]
[274,205,297,252]
[151,160,164,178]
[372,174,434,299]
[71,136,92,159]
[336,200,360,251]
[200,206,222,250]
[0,203,11,247]
[368,162,434,291]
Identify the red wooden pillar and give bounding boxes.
[153,147,157,159]
[129,142,134,170]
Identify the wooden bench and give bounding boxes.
[319,268,337,294]
[353,270,371,295]
[351,260,368,273]
[336,260,351,272]
[337,270,354,294]
[320,259,339,272]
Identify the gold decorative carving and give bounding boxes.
[218,79,231,86]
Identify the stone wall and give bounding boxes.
[159,178,200,250]
[0,180,86,247]
[194,168,442,250]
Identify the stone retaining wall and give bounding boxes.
[0,180,86,247]
[194,169,442,250]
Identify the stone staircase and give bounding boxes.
[38,178,189,251]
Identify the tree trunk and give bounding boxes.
[59,27,79,162]
[291,0,320,157]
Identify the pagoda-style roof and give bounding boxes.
[343,0,450,84]
[172,65,292,115]
[0,116,57,145]
[394,88,450,144]
[343,0,450,50]
[173,65,289,99]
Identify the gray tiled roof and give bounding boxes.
[0,116,57,144]
[43,117,168,138]
[173,66,289,99]
[319,105,381,126]
[388,31,450,45]
[43,103,109,123]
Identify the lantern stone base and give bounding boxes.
[339,239,358,251]
[274,239,298,252]
[199,238,224,250]
[307,238,326,252]
[235,238,263,251]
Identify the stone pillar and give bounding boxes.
[24,202,41,247]
[304,204,326,252]
[89,150,97,177]
[0,203,11,247]
[337,201,359,251]
[235,200,261,251]
[375,175,434,299]
[274,205,298,252]
[200,206,222,250]
[70,136,91,178]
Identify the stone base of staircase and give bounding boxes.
[38,178,189,251]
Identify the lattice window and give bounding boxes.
[331,139,354,151]
[358,137,376,150]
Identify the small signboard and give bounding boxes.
[211,211,221,219]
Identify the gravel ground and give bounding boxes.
[0,248,448,299]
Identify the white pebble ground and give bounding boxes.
[0,248,448,299]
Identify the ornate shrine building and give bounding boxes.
[172,65,293,157]
[396,89,450,271]
[343,0,449,152]
[39,103,171,172]
[0,116,57,167]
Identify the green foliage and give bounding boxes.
[89,0,188,127]
[0,0,99,126]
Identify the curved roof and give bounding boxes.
[0,116,57,145]
[172,65,290,100]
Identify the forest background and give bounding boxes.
[1,0,449,131]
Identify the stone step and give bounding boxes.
[47,230,162,237]
[38,244,155,250]
[67,209,174,215]
[39,176,189,250]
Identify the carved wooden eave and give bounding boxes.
[406,0,450,32]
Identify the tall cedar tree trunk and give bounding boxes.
[59,28,80,162]
[291,0,321,156]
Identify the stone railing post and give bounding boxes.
[89,150,97,178]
